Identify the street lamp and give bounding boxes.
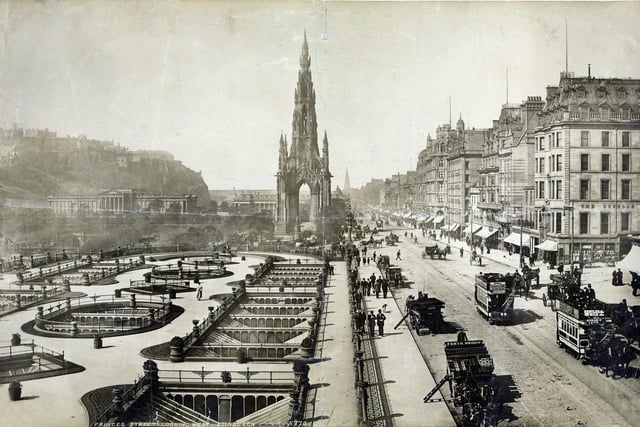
[563,203,575,265]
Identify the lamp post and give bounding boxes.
[563,203,575,265]
[519,207,523,269]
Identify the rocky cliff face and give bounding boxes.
[0,130,210,205]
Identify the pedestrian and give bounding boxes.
[376,309,386,337]
[460,247,464,258]
[617,268,624,286]
[632,273,640,296]
[558,263,564,274]
[355,291,363,310]
[375,279,381,298]
[612,269,618,286]
[524,278,531,301]
[372,251,376,263]
[480,245,484,255]
[382,280,389,298]
[396,250,401,261]
[196,283,203,300]
[368,311,376,337]
[586,284,596,302]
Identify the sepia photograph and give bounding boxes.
[1,1,640,426]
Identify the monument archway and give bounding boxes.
[275,32,331,236]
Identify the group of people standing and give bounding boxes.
[355,309,387,337]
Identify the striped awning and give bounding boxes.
[504,232,531,247]
[535,240,558,251]
[462,224,482,234]
[433,215,445,224]
[476,227,499,239]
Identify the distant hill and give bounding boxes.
[0,127,210,206]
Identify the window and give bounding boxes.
[540,136,545,150]
[580,212,589,234]
[555,212,562,233]
[622,154,630,171]
[538,181,545,199]
[555,180,562,199]
[621,213,631,232]
[556,154,562,171]
[580,180,590,200]
[622,131,630,147]
[622,180,631,200]
[601,154,610,171]
[581,131,589,147]
[600,213,609,235]
[602,131,609,147]
[540,157,545,173]
[580,154,589,171]
[601,180,610,200]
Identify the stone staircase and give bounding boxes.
[234,395,290,425]
[130,394,214,424]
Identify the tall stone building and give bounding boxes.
[447,118,487,234]
[534,72,640,264]
[477,97,544,251]
[414,119,486,235]
[275,33,332,236]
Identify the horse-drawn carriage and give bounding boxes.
[424,337,496,426]
[469,250,483,266]
[384,233,399,246]
[398,292,445,335]
[387,266,404,288]
[423,244,448,260]
[474,273,516,324]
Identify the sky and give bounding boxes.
[1,1,639,190]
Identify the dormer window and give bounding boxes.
[577,87,586,98]
[596,88,606,99]
[617,87,627,99]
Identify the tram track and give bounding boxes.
[384,234,638,426]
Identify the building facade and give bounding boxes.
[478,97,544,251]
[534,73,640,264]
[49,189,197,215]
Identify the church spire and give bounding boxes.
[343,167,351,194]
[300,30,310,70]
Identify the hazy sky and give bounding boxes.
[1,1,639,190]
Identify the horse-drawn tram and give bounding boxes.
[424,337,496,426]
[556,298,609,357]
[474,273,516,324]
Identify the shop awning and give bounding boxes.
[450,223,460,232]
[504,232,531,247]
[416,215,427,222]
[476,227,499,239]
[535,240,558,251]
[440,225,450,231]
[422,216,433,224]
[433,215,445,224]
[462,224,483,234]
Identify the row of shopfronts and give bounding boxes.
[387,211,627,267]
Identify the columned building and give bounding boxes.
[534,72,640,264]
[49,189,197,215]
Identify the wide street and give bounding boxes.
[361,220,640,426]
